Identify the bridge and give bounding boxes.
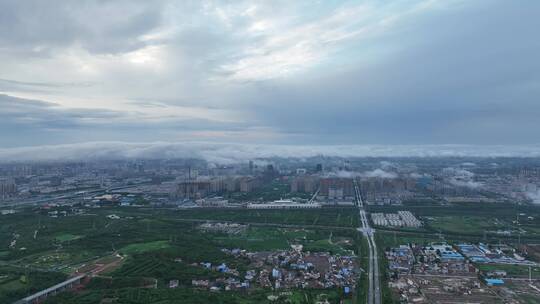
[13,274,85,304]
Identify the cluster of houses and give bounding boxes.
[250,246,357,291]
[177,245,358,294]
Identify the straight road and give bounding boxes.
[354,179,381,304]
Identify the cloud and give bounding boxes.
[449,179,483,189]
[379,161,399,171]
[244,1,540,145]
[442,167,482,189]
[0,0,164,56]
[0,94,262,147]
[324,170,362,178]
[0,1,539,147]
[2,142,540,164]
[527,190,540,204]
[0,94,123,128]
[442,167,474,179]
[361,169,398,179]
[409,172,425,179]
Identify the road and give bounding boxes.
[354,179,381,304]
[2,183,153,208]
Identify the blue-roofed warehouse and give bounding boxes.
[485,278,504,286]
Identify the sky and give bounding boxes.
[1,0,539,154]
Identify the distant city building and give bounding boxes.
[291,176,319,193]
[0,178,17,200]
[247,200,321,209]
[319,178,354,200]
[175,180,210,199]
[249,160,254,174]
[240,177,261,192]
[210,177,227,193]
[225,177,240,192]
[263,164,278,181]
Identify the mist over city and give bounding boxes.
[1,1,540,304]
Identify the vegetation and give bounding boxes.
[0,265,67,303]
[1,207,361,303]
[173,207,359,228]
[45,288,346,304]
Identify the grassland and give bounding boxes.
[119,240,171,255]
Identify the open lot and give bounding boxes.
[476,263,540,279]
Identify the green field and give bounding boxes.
[426,216,510,235]
[55,233,84,242]
[208,226,355,254]
[119,240,171,255]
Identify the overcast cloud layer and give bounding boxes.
[0,0,539,149]
[2,142,540,164]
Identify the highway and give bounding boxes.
[354,179,381,304]
[1,183,153,208]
